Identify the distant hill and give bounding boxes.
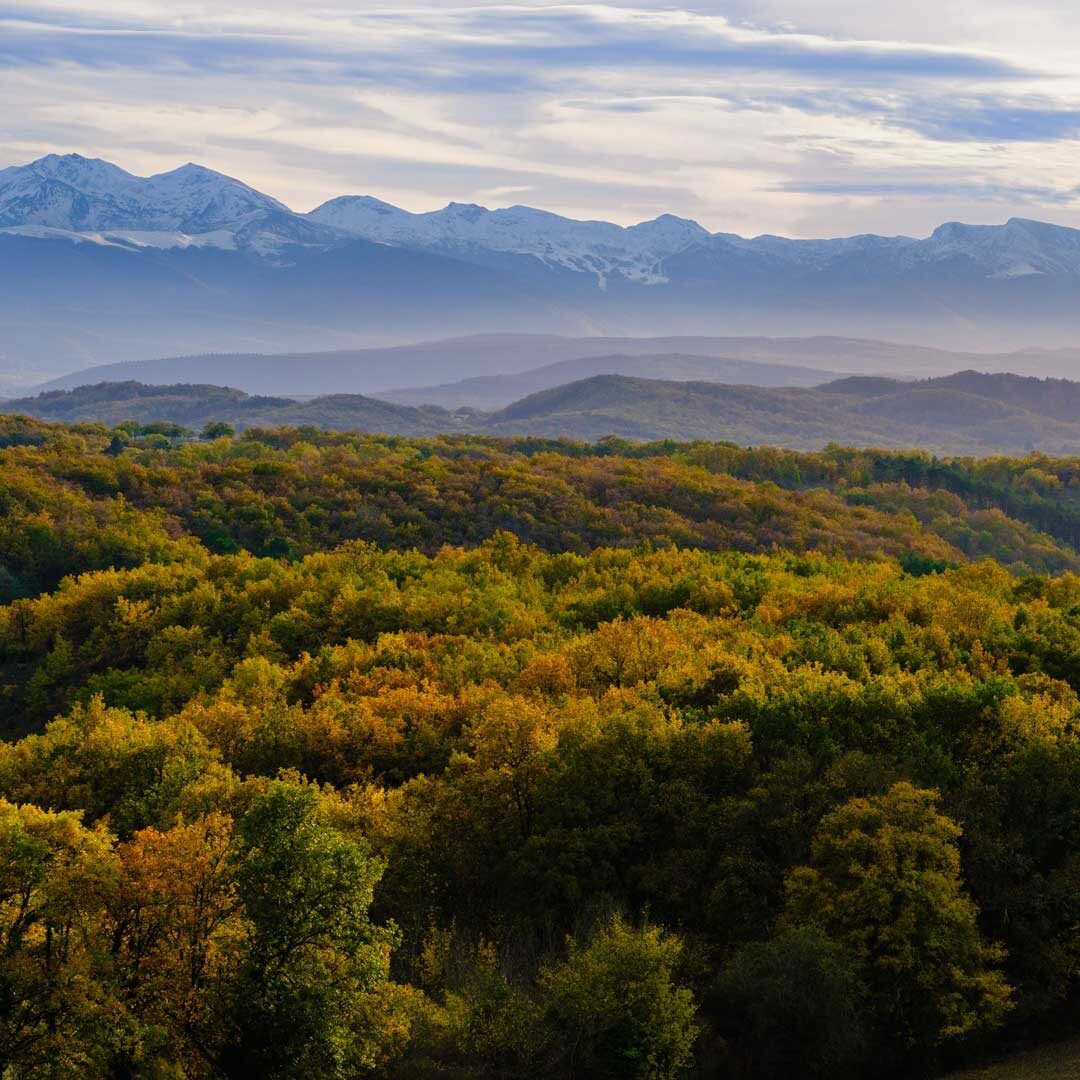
[32,332,1080,400]
[10,381,467,436]
[18,382,297,426]
[379,352,842,409]
[11,369,1080,456]
[485,371,1080,454]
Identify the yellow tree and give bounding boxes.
[466,695,558,840]
[0,799,120,1077]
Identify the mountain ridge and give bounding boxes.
[8,154,1080,283]
[11,152,1080,375]
[0,153,341,256]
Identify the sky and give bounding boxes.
[2,1,1080,237]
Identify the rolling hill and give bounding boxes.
[379,351,841,408]
[11,368,1080,456]
[481,373,1080,453]
[11,382,467,436]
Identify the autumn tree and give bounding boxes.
[784,782,1012,1074]
[109,813,239,1074]
[465,695,558,839]
[0,799,120,1077]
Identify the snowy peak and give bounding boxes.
[0,154,319,251]
[920,217,1080,277]
[316,194,400,219]
[671,216,1080,279]
[139,162,289,234]
[443,201,488,222]
[6,151,1080,282]
[628,213,709,243]
[16,153,138,194]
[308,196,711,283]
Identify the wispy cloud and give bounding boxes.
[772,179,1079,205]
[0,4,1031,85]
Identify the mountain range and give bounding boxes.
[12,369,1080,456]
[8,153,1080,386]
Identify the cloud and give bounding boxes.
[772,179,1079,205]
[451,6,1028,80]
[604,87,1080,144]
[889,100,1080,142]
[736,88,1080,143]
[0,3,1033,86]
[2,1,1080,239]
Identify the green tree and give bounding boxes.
[0,697,221,838]
[138,421,188,439]
[539,916,698,1080]
[201,421,235,441]
[218,782,398,1079]
[784,782,1012,1074]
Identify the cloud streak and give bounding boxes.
[0,4,1035,84]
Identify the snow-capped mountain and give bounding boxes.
[665,218,1080,280]
[309,196,710,284]
[7,151,1080,379]
[0,153,339,255]
[913,219,1080,278]
[308,193,1080,283]
[7,153,1080,282]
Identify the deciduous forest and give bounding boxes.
[4,416,1080,1077]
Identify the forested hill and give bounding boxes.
[9,380,468,435]
[3,416,1080,603]
[6,416,1080,1078]
[12,367,1080,454]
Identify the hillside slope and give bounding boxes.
[14,381,466,435]
[485,371,1080,454]
[381,351,841,408]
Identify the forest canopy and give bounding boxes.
[3,414,1080,1077]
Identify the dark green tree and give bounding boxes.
[219,782,397,1079]
[784,783,1012,1075]
[201,421,235,440]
